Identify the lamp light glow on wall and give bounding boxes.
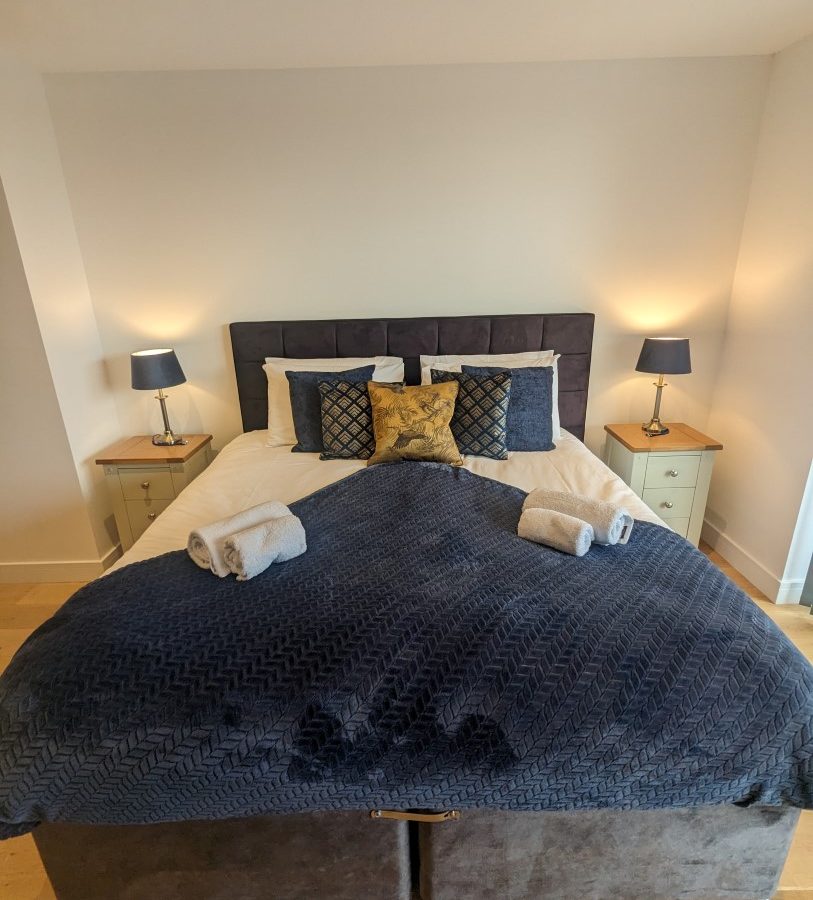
[130,348,188,446]
[635,337,691,436]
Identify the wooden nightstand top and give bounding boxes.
[604,423,723,453]
[95,434,213,465]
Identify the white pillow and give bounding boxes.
[421,352,562,439]
[263,356,404,447]
[419,349,555,385]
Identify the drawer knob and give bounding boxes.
[668,469,679,478]
[663,501,674,509]
[140,481,150,490]
[147,512,157,520]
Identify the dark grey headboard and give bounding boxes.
[229,313,594,440]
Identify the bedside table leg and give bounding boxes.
[687,450,716,547]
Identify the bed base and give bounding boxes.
[419,806,800,900]
[32,805,798,899]
[33,811,410,900]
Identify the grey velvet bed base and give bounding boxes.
[33,806,799,899]
[420,806,800,900]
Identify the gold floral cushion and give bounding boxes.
[367,381,463,466]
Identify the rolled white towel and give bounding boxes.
[187,500,291,577]
[522,489,633,546]
[518,508,594,557]
[223,514,307,581]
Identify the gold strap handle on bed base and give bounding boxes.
[369,809,460,823]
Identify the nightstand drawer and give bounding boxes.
[644,455,700,490]
[119,468,175,501]
[126,498,172,541]
[642,487,695,519]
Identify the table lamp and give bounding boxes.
[130,348,188,446]
[635,337,691,436]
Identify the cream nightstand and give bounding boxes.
[96,434,213,551]
[604,423,722,547]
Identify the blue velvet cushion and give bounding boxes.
[430,369,512,459]
[463,365,554,451]
[286,366,375,453]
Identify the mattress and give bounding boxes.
[112,429,661,570]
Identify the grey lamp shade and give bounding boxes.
[635,337,691,375]
[131,349,186,390]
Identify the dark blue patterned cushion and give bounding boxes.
[430,369,511,459]
[318,380,377,460]
[287,366,375,453]
[463,365,554,452]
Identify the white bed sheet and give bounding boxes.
[112,430,663,571]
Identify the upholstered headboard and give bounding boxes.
[229,313,594,440]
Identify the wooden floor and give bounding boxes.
[0,547,811,900]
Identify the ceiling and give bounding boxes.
[3,0,813,73]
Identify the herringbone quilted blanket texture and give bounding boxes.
[1,464,811,838]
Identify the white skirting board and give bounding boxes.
[0,545,121,583]
[701,521,801,604]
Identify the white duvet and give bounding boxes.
[112,430,662,572]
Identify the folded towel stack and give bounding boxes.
[518,507,594,557]
[187,500,306,580]
[224,516,307,581]
[523,489,634,545]
[518,489,633,557]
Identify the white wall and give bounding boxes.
[705,35,813,602]
[43,58,770,454]
[0,62,123,572]
[0,178,101,573]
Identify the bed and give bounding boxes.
[1,313,811,900]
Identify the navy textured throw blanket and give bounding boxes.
[1,464,812,837]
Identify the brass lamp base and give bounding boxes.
[642,375,670,436]
[152,431,187,446]
[151,389,186,445]
[642,418,670,436]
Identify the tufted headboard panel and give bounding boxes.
[229,313,594,440]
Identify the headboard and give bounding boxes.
[229,313,595,440]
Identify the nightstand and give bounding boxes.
[96,434,213,551]
[604,423,722,547]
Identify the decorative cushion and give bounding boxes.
[318,380,380,460]
[263,356,404,447]
[463,365,555,452]
[367,382,463,466]
[286,365,375,453]
[430,369,511,459]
